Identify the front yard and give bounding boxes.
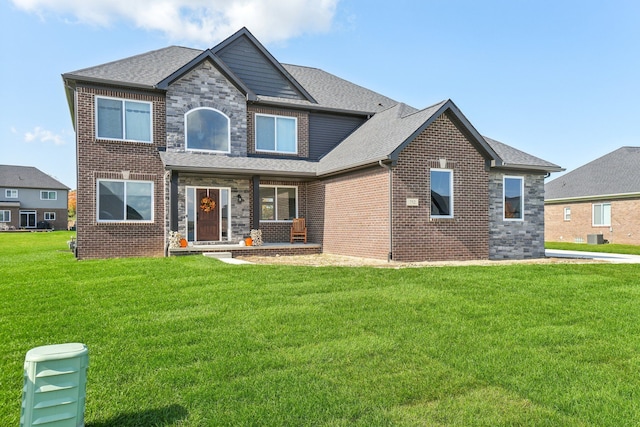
[1,232,639,426]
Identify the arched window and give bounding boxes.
[185,108,230,152]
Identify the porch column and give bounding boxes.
[170,170,178,231]
[251,175,260,230]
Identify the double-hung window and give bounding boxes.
[97,179,153,222]
[255,114,297,154]
[44,212,56,221]
[259,186,297,221]
[6,189,18,198]
[96,97,152,142]
[0,210,10,222]
[40,191,57,200]
[564,207,571,221]
[430,169,453,218]
[503,176,524,220]
[592,203,611,226]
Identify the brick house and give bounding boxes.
[0,165,69,230]
[545,146,640,245]
[62,27,562,260]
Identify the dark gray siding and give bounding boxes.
[309,113,365,160]
[217,36,302,99]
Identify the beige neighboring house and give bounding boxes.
[0,165,69,231]
[545,147,640,245]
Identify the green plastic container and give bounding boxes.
[21,343,89,427]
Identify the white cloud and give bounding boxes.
[24,127,66,146]
[10,0,339,45]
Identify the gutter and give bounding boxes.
[545,191,640,204]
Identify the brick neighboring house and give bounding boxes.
[62,27,562,260]
[545,146,640,245]
[0,165,69,230]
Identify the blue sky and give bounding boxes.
[2,0,639,189]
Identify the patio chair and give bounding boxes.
[290,218,307,244]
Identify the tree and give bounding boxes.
[68,190,77,218]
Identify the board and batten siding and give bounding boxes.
[216,37,303,99]
[308,113,365,161]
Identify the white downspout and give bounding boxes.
[379,160,393,261]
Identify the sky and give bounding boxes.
[1,0,639,190]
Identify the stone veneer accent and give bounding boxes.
[166,60,247,156]
[175,175,251,243]
[489,172,546,259]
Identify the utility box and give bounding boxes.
[21,343,89,427]
[587,234,604,245]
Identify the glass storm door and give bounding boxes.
[20,211,36,228]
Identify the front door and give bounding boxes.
[196,189,219,241]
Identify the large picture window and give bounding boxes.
[97,179,153,222]
[593,203,611,226]
[256,114,297,153]
[259,186,297,221]
[186,108,230,152]
[504,176,524,220]
[96,97,152,142]
[430,169,453,218]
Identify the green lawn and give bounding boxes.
[2,232,640,426]
[546,241,640,255]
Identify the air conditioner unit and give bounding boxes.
[587,234,604,245]
[21,343,88,427]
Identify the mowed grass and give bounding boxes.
[546,241,640,256]
[2,233,640,426]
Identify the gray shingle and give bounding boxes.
[483,136,562,171]
[64,46,202,88]
[0,165,69,189]
[545,146,640,200]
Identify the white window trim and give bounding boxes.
[503,176,524,222]
[184,107,231,154]
[40,190,57,201]
[44,212,56,221]
[95,96,153,143]
[255,113,298,154]
[430,168,454,219]
[259,185,298,222]
[6,189,18,198]
[0,210,10,222]
[592,203,611,227]
[96,179,154,223]
[563,207,571,221]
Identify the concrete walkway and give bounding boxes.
[546,249,640,264]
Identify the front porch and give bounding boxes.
[169,242,322,258]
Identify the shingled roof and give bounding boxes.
[545,147,640,201]
[0,165,69,190]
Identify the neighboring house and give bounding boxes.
[545,146,640,245]
[62,27,562,261]
[0,165,69,230]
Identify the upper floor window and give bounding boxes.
[564,207,571,221]
[259,186,297,221]
[97,179,153,222]
[40,191,57,200]
[504,176,524,220]
[5,189,18,198]
[185,108,230,152]
[592,203,611,226]
[430,169,453,218]
[256,114,297,154]
[0,210,10,222]
[96,97,152,143]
